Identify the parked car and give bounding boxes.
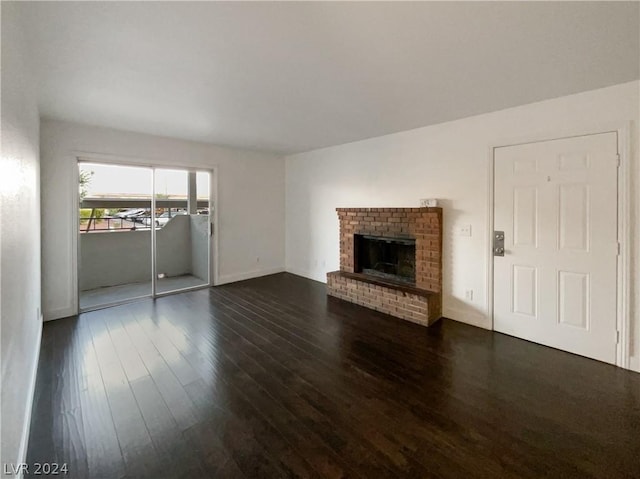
[115,208,146,221]
[143,210,186,227]
[131,210,150,222]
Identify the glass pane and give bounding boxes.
[78,163,152,310]
[191,171,210,285]
[154,169,210,294]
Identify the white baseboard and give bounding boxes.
[629,355,640,373]
[44,306,76,321]
[284,266,313,280]
[16,318,42,478]
[443,306,491,330]
[217,266,285,285]
[284,266,328,284]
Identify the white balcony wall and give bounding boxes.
[80,230,151,290]
[80,215,205,291]
[190,215,210,282]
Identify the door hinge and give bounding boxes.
[617,242,621,256]
[616,154,621,167]
[616,330,620,344]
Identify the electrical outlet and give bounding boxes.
[465,290,473,301]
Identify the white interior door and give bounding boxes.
[493,132,619,364]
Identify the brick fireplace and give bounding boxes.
[327,207,443,326]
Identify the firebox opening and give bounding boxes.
[355,235,416,284]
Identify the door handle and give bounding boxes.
[494,231,505,256]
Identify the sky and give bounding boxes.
[80,163,210,199]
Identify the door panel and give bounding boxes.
[512,265,537,317]
[513,186,538,246]
[558,184,589,251]
[494,132,618,363]
[153,168,211,295]
[558,271,589,329]
[77,162,153,311]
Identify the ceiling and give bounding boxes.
[14,1,640,154]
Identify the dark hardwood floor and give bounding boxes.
[27,273,640,478]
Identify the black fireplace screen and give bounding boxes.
[355,235,416,284]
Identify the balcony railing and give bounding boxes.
[80,213,209,233]
[80,216,155,233]
[81,197,208,208]
[79,197,209,233]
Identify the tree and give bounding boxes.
[80,208,104,220]
[79,170,94,201]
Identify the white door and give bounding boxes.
[493,133,619,363]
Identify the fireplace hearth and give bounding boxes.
[327,207,443,327]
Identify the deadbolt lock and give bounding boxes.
[494,231,505,256]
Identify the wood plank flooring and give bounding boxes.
[27,273,640,478]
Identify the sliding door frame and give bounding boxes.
[152,168,214,298]
[74,153,218,314]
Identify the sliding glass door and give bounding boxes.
[78,161,213,311]
[153,169,211,295]
[78,162,154,310]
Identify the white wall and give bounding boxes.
[1,2,43,469]
[285,81,640,371]
[41,119,285,320]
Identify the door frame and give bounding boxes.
[486,124,632,369]
[151,167,216,299]
[73,152,219,313]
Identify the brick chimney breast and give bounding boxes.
[328,207,443,327]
